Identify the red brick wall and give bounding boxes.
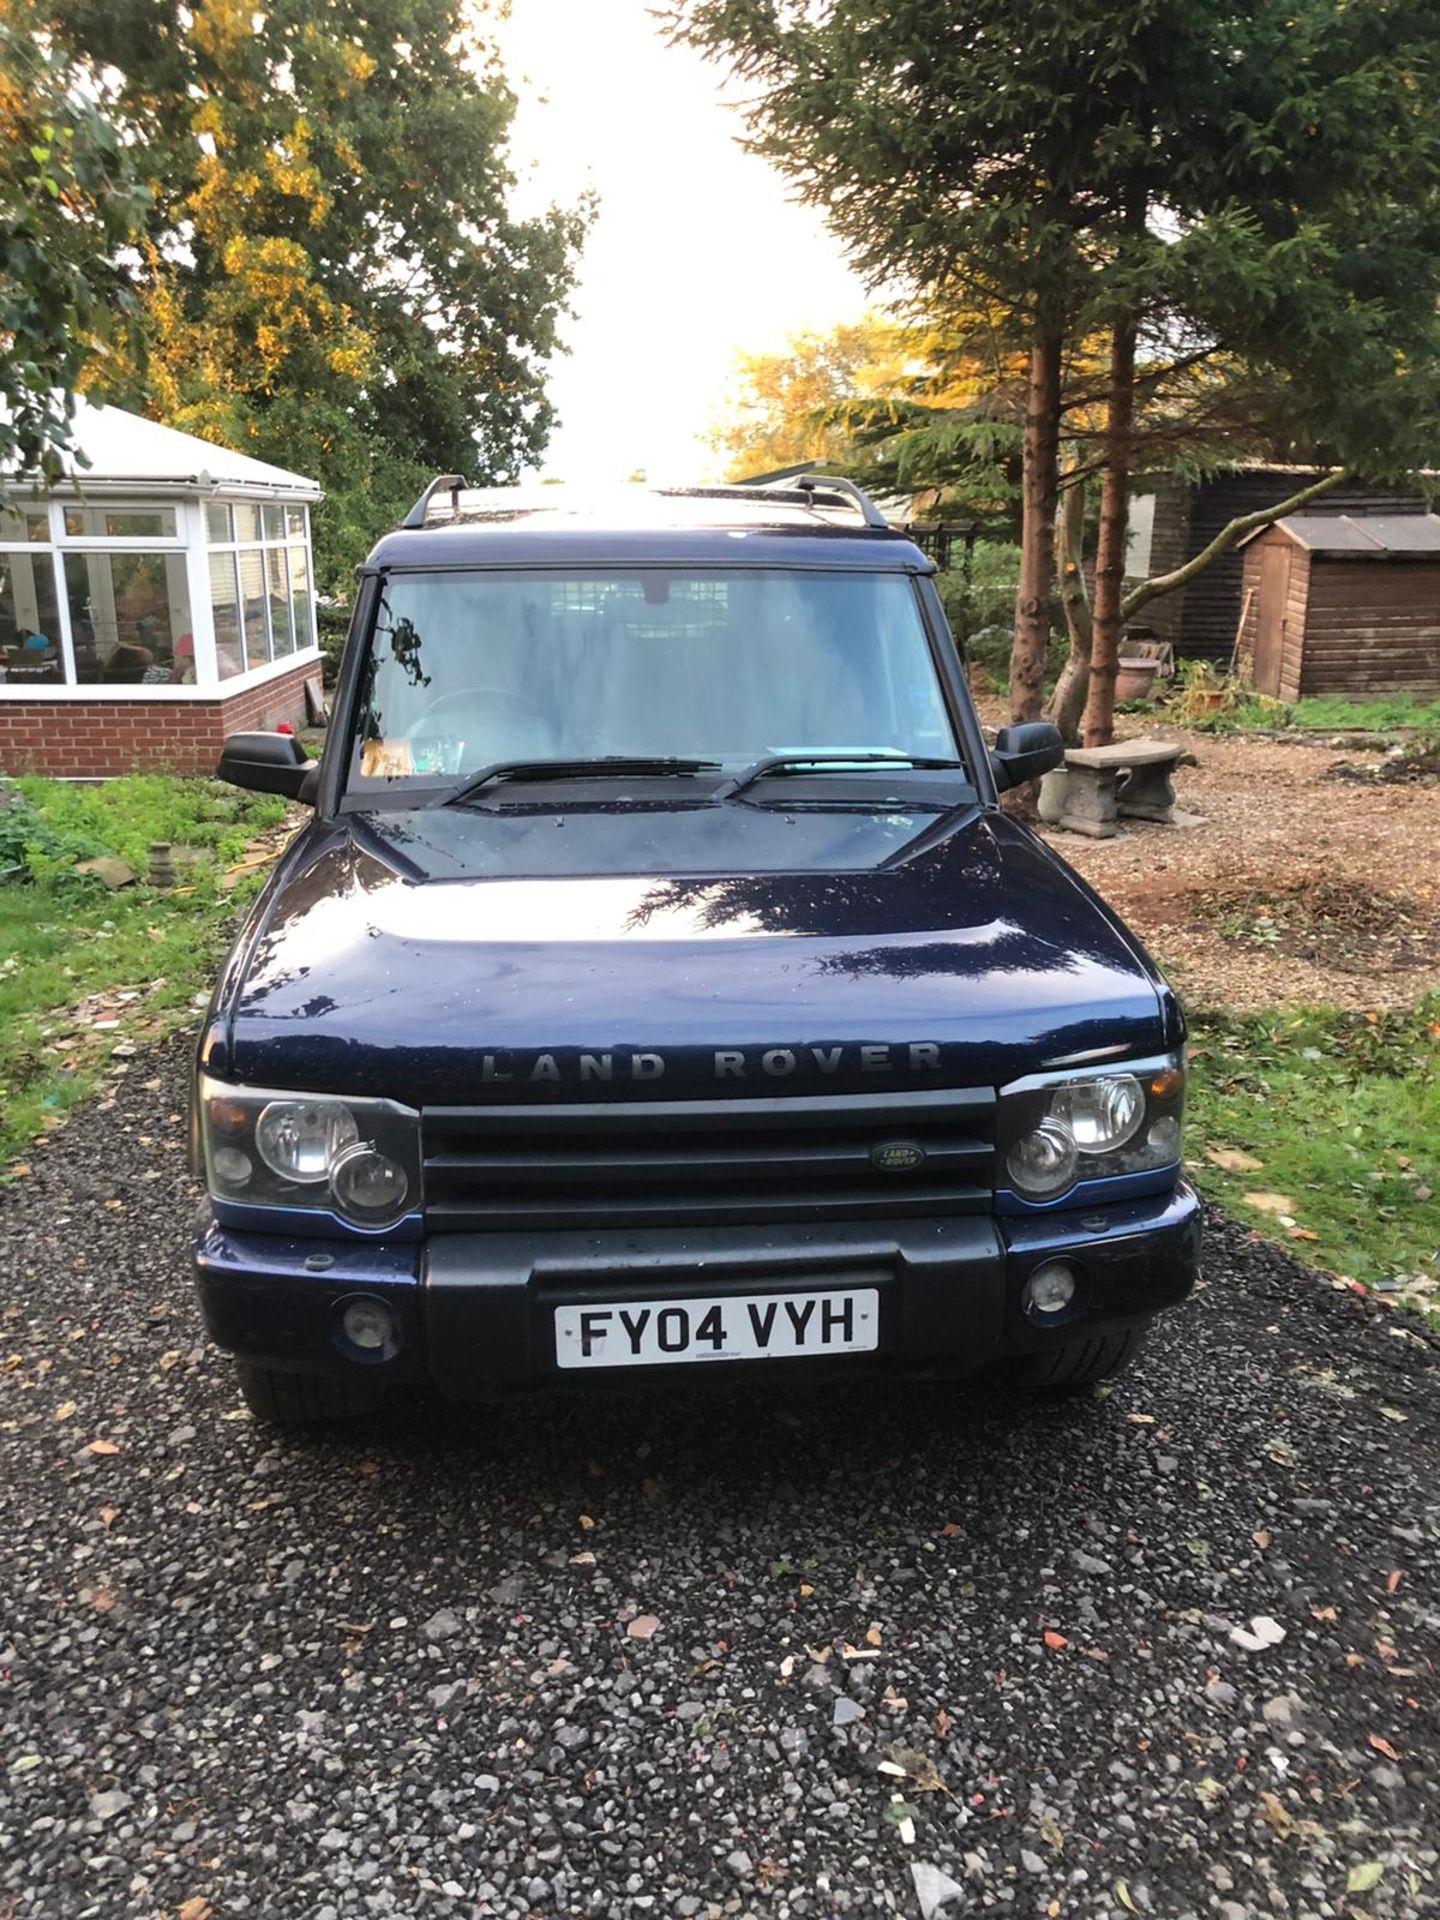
[0,658,322,778]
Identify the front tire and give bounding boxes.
[235,1360,385,1428]
[1010,1325,1148,1392]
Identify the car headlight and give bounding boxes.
[199,1076,421,1229]
[1000,1057,1185,1202]
[256,1100,359,1182]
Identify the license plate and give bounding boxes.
[554,1287,880,1371]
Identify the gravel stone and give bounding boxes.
[2,1038,1438,1918]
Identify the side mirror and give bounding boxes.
[218,730,317,803]
[990,721,1065,792]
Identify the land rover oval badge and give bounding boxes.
[871,1140,926,1173]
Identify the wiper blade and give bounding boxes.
[432,755,723,808]
[712,751,965,803]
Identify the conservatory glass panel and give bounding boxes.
[237,548,269,668]
[63,504,177,539]
[266,544,294,656]
[63,550,193,683]
[287,543,315,650]
[0,507,51,545]
[209,551,245,681]
[234,503,263,545]
[206,502,233,543]
[0,550,64,683]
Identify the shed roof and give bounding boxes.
[1247,511,1440,556]
[3,398,320,498]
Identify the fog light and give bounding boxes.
[341,1297,393,1352]
[1024,1261,1077,1319]
[1147,1115,1182,1161]
[330,1144,409,1224]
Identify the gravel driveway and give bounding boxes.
[4,1040,1439,1920]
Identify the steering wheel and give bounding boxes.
[405,685,552,738]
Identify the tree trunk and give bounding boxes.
[1081,315,1138,749]
[1008,330,1063,724]
[1046,471,1091,744]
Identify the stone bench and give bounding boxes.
[1057,737,1186,838]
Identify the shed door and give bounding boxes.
[1252,543,1293,697]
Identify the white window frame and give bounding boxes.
[0,488,320,699]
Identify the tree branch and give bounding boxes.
[1121,468,1350,621]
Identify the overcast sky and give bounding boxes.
[490,0,868,485]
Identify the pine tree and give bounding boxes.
[670,0,1440,738]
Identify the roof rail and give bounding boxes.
[744,470,890,530]
[401,473,469,529]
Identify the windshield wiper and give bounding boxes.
[712,751,965,803]
[432,755,724,808]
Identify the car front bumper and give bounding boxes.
[193,1181,1201,1398]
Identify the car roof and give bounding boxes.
[364,484,934,574]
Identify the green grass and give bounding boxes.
[0,777,288,1167]
[1187,999,1440,1312]
[1188,692,1440,734]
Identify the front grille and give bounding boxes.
[421,1086,996,1231]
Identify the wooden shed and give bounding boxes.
[1236,512,1440,700]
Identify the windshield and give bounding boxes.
[347,568,961,788]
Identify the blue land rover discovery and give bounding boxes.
[194,476,1200,1425]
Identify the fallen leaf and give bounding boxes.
[881,1747,947,1795]
[568,1551,596,1567]
[577,1513,595,1530]
[882,1686,909,1712]
[1205,1146,1264,1173]
[55,1402,77,1422]
[98,1507,119,1528]
[1367,1733,1400,1762]
[1379,1407,1409,1423]
[934,1708,952,1739]
[865,1625,883,1647]
[1344,1652,1366,1668]
[1252,1529,1272,1550]
[1258,1790,1292,1837]
[1042,1630,1068,1651]
[798,1583,814,1598]
[1385,1570,1403,1595]
[1242,1191,1298,1216]
[1114,1880,1137,1915]
[177,1898,215,1920]
[1286,1227,1320,1243]
[1347,1862,1385,1895]
[625,1614,660,1641]
[159,1350,182,1372]
[92,1585,115,1613]
[1126,1412,1155,1426]
[1310,1605,1338,1622]
[86,1439,120,1456]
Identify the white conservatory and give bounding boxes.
[0,401,324,775]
